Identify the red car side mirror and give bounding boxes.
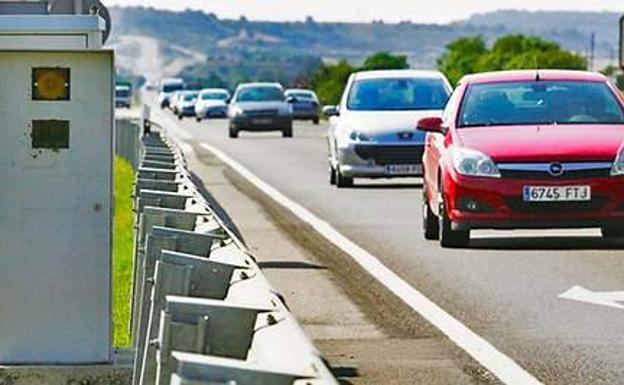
[417,117,445,133]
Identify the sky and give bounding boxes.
[105,0,624,23]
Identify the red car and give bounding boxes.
[419,70,624,248]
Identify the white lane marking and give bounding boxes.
[200,142,544,385]
[560,286,624,310]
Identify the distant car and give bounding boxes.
[285,89,320,124]
[174,90,199,119]
[144,81,158,92]
[419,70,624,248]
[195,88,231,121]
[158,78,185,109]
[115,84,131,108]
[325,70,452,187]
[228,83,294,138]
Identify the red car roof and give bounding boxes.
[461,70,608,85]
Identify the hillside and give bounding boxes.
[109,7,622,86]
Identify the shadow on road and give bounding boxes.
[258,261,328,270]
[469,236,624,250]
[330,366,359,385]
[350,182,423,190]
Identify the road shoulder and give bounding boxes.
[180,140,498,385]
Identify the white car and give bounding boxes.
[158,78,185,109]
[173,90,199,120]
[325,70,452,187]
[195,88,231,121]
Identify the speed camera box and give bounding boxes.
[0,50,113,364]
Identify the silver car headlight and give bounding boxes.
[230,106,244,117]
[612,147,624,176]
[451,146,501,178]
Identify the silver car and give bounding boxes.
[228,83,295,138]
[326,70,452,187]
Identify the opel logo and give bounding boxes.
[548,162,564,177]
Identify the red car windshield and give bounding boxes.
[458,80,624,127]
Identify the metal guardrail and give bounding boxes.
[123,124,338,385]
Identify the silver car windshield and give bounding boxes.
[347,78,449,111]
[202,93,229,100]
[237,87,284,102]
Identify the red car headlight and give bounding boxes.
[451,146,501,178]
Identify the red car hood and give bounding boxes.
[456,125,624,162]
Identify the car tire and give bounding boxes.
[313,117,320,125]
[601,225,624,238]
[423,189,440,240]
[283,126,293,138]
[178,114,183,120]
[336,168,353,188]
[229,125,239,139]
[439,194,470,248]
[329,164,337,185]
[196,116,202,122]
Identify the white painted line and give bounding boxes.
[200,142,543,385]
[559,285,624,310]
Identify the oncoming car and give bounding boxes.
[228,83,294,138]
[325,70,452,187]
[115,84,131,108]
[195,88,231,121]
[419,70,624,248]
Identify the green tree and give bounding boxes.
[309,52,410,105]
[310,60,356,105]
[361,52,409,71]
[437,36,488,85]
[438,34,587,85]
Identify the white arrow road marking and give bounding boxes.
[198,142,544,385]
[559,286,624,310]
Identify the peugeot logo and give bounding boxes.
[548,162,565,177]
[398,132,414,140]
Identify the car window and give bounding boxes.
[289,92,315,100]
[115,89,130,98]
[183,93,198,102]
[459,80,624,127]
[237,86,284,102]
[202,92,229,100]
[347,78,450,111]
[163,83,184,93]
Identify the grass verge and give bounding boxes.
[113,156,135,347]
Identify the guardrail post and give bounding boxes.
[132,208,201,350]
[133,227,228,384]
[137,179,181,193]
[152,297,271,385]
[169,352,314,385]
[137,190,194,211]
[139,167,181,181]
[136,251,247,385]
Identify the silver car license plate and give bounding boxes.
[252,118,273,125]
[385,164,422,175]
[523,185,591,202]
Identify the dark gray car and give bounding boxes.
[285,89,320,124]
[228,83,294,138]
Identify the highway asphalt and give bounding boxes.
[150,104,624,385]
